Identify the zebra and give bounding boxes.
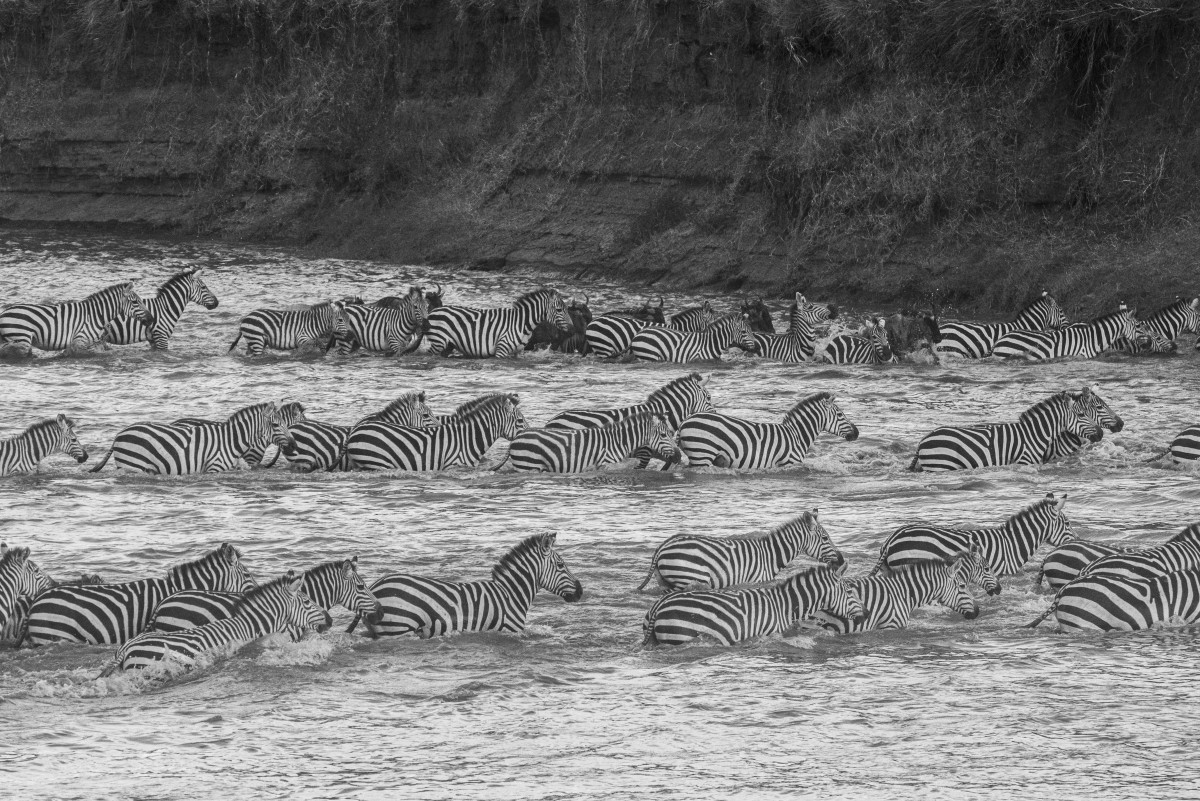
[630,313,757,362]
[1170,425,1200,462]
[1036,539,1141,591]
[101,571,331,676]
[669,301,718,332]
[582,298,667,358]
[635,509,846,593]
[815,550,997,633]
[508,412,682,473]
[148,557,382,638]
[20,543,257,646]
[641,564,863,647]
[678,391,859,469]
[268,392,435,472]
[526,295,592,353]
[908,389,1104,472]
[328,288,427,355]
[0,281,153,356]
[0,415,89,476]
[229,300,343,356]
[356,532,582,637]
[1030,568,1200,632]
[819,317,895,364]
[1039,386,1124,462]
[871,493,1072,581]
[101,267,218,350]
[172,401,306,469]
[1132,297,1200,346]
[344,393,526,471]
[88,402,297,474]
[933,291,1068,359]
[752,294,837,363]
[0,544,54,634]
[991,304,1140,360]
[423,288,570,358]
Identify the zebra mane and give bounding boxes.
[0,545,30,570]
[515,288,557,305]
[781,563,839,586]
[492,534,551,582]
[789,392,834,414]
[646,373,703,403]
[156,268,199,294]
[1166,524,1200,544]
[87,282,134,300]
[302,559,352,583]
[449,393,515,420]
[874,559,951,580]
[1005,496,1059,528]
[16,417,69,441]
[1019,391,1073,420]
[231,572,297,615]
[168,543,242,583]
[362,392,426,422]
[725,511,816,542]
[228,402,275,423]
[590,410,660,433]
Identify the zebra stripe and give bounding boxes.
[148,557,381,636]
[279,392,434,472]
[872,493,1072,578]
[584,315,653,358]
[1073,524,1200,584]
[424,288,570,358]
[21,543,257,646]
[1040,387,1124,461]
[1169,425,1200,462]
[910,389,1104,471]
[636,509,845,593]
[172,401,306,469]
[1036,539,1139,591]
[89,402,295,475]
[0,415,89,476]
[669,302,718,332]
[820,317,895,364]
[0,545,54,633]
[345,394,526,471]
[630,313,757,362]
[678,391,859,469]
[330,288,427,355]
[509,412,682,472]
[0,281,152,355]
[992,306,1140,359]
[1040,568,1200,631]
[526,296,592,353]
[641,565,862,646]
[101,267,218,349]
[752,294,836,363]
[934,291,1068,359]
[815,552,994,633]
[102,572,331,675]
[229,300,343,355]
[1138,297,1200,343]
[363,532,582,637]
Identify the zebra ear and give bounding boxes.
[1191,298,1199,309]
[796,293,806,304]
[538,531,557,551]
[0,542,7,558]
[699,373,711,386]
[1041,289,1048,297]
[418,391,426,402]
[342,560,357,577]
[219,543,240,563]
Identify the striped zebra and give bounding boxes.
[508,412,682,472]
[0,544,53,633]
[229,300,343,356]
[101,267,218,350]
[0,415,89,476]
[172,401,306,469]
[678,391,859,469]
[1133,297,1200,346]
[1032,568,1200,632]
[357,532,582,637]
[641,564,863,647]
[1036,539,1140,591]
[101,571,331,676]
[670,301,718,332]
[752,294,837,363]
[630,313,757,362]
[526,296,592,353]
[329,288,427,355]
[1169,425,1200,462]
[89,402,296,474]
[431,392,511,426]
[344,393,526,471]
[816,550,998,633]
[992,305,1139,360]
[582,298,667,358]
[424,288,570,358]
[871,493,1072,581]
[636,509,846,593]
[269,393,435,472]
[909,389,1103,472]
[148,557,381,637]
[933,291,1068,359]
[1118,324,1178,355]
[20,543,257,646]
[1040,387,1124,462]
[544,372,714,468]
[819,317,895,365]
[0,281,153,356]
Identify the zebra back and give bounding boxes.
[669,301,717,332]
[1076,523,1200,583]
[1143,297,1200,340]
[356,392,436,428]
[545,372,714,432]
[509,411,681,472]
[1037,539,1137,590]
[102,267,218,348]
[820,556,979,633]
[0,415,89,476]
[1013,291,1069,330]
[1170,425,1200,462]
[821,317,893,364]
[0,281,152,352]
[752,293,833,361]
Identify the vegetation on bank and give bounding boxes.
[2,1,1199,310]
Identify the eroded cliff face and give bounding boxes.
[2,1,1199,314]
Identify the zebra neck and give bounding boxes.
[17,433,55,467]
[996,517,1047,569]
[300,573,335,610]
[146,291,187,334]
[455,415,506,463]
[488,571,538,618]
[781,415,818,454]
[768,527,804,569]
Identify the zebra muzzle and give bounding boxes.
[317,611,333,633]
[962,605,980,620]
[562,581,583,603]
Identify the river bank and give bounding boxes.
[3,1,1199,315]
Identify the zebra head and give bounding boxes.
[1182,298,1200,334]
[241,571,332,634]
[740,296,774,334]
[307,557,381,622]
[117,282,154,325]
[53,414,89,463]
[793,293,837,326]
[645,413,684,466]
[781,508,845,569]
[405,286,430,324]
[499,532,583,603]
[866,317,894,362]
[935,557,980,619]
[1064,393,1104,444]
[788,565,862,624]
[710,313,757,353]
[787,392,859,441]
[272,402,304,456]
[0,545,53,629]
[182,268,219,310]
[364,392,435,428]
[329,301,351,346]
[527,289,572,333]
[957,539,1002,596]
[1133,318,1177,353]
[1075,386,1123,433]
[1020,493,1074,548]
[176,543,259,593]
[498,394,528,439]
[1019,290,1068,330]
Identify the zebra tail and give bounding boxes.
[98,660,121,679]
[907,453,922,472]
[1143,449,1169,463]
[88,446,113,473]
[635,564,660,593]
[1024,600,1059,629]
[227,331,242,353]
[261,448,281,469]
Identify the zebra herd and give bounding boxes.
[6,493,1193,683]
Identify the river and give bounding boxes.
[1,230,1198,799]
